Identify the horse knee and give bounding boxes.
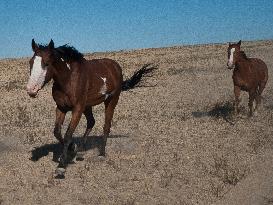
[54,126,63,143]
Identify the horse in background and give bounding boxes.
[227,40,268,117]
[26,39,157,178]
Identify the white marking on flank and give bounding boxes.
[100,77,108,99]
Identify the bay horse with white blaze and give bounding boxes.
[227,40,268,116]
[27,39,156,178]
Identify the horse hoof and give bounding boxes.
[76,153,84,161]
[253,111,258,117]
[55,168,66,179]
[248,114,253,118]
[97,155,106,161]
[68,143,78,153]
[55,174,65,179]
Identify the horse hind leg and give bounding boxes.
[99,94,120,157]
[255,82,266,113]
[234,85,241,115]
[76,107,95,161]
[248,90,256,117]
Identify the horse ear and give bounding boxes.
[238,40,241,46]
[228,42,231,46]
[32,39,38,52]
[48,39,54,50]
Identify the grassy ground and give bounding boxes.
[0,40,272,205]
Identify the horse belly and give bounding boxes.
[86,93,106,106]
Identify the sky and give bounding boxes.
[0,0,273,58]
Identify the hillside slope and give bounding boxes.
[0,40,272,205]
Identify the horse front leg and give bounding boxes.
[53,107,66,144]
[234,85,241,115]
[55,106,84,178]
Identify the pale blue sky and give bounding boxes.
[0,0,273,58]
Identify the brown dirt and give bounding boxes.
[0,40,273,205]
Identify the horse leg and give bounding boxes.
[248,90,256,117]
[99,95,120,157]
[255,82,266,113]
[53,107,66,144]
[76,107,95,161]
[234,85,241,114]
[82,107,95,149]
[56,106,83,178]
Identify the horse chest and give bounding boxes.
[52,87,73,109]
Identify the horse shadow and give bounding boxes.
[192,101,235,125]
[30,134,129,162]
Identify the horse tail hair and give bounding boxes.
[121,64,158,91]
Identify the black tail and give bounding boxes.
[122,64,158,91]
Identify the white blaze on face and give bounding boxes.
[228,48,235,67]
[26,56,47,95]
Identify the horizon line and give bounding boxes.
[1,38,272,60]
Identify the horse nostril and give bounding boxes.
[27,91,37,98]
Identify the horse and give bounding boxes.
[227,40,268,117]
[26,39,156,178]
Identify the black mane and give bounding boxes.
[54,44,84,62]
[239,51,248,60]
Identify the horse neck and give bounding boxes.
[237,52,248,62]
[52,61,72,88]
[236,53,248,68]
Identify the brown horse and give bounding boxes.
[26,39,156,178]
[227,40,268,116]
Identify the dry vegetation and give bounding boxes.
[0,40,273,205]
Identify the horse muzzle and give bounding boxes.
[27,90,38,98]
[227,62,235,69]
[26,85,40,98]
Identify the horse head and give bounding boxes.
[227,40,241,69]
[27,39,56,97]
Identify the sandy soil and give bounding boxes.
[0,40,272,205]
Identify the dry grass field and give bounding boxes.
[0,40,273,205]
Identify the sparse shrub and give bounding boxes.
[159,169,173,188]
[15,105,30,126]
[210,155,248,186]
[3,80,24,91]
[167,67,186,76]
[264,197,273,204]
[209,181,225,198]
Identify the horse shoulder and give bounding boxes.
[52,83,73,109]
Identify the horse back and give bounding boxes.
[249,58,268,82]
[87,58,123,86]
